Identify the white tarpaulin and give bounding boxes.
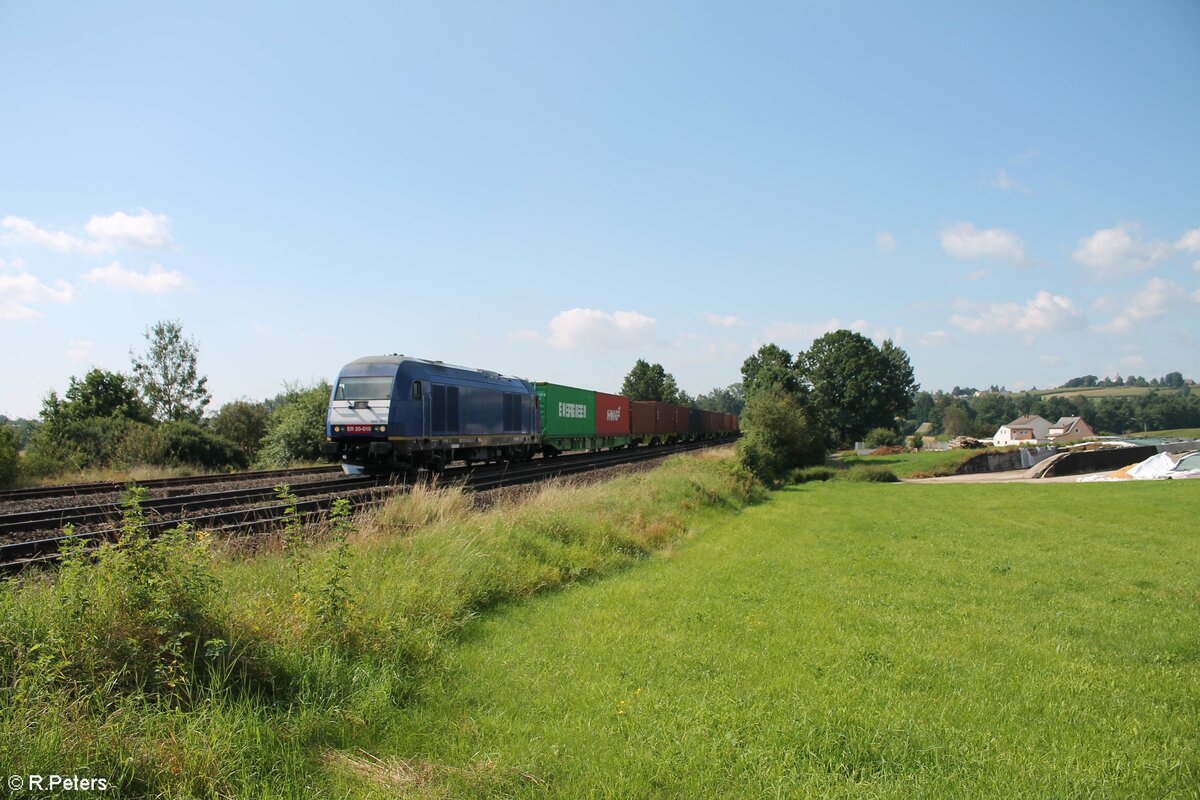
[1079,450,1200,482]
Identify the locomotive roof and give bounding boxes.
[342,354,528,384]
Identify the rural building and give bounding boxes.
[1048,416,1096,443]
[993,414,1052,446]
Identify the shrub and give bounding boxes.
[790,466,839,483]
[211,400,272,461]
[255,383,331,468]
[736,388,825,486]
[864,427,901,448]
[845,466,900,483]
[0,426,19,487]
[908,433,924,450]
[148,421,247,469]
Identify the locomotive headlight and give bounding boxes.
[378,426,386,432]
[333,426,341,433]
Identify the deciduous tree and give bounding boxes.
[131,320,211,422]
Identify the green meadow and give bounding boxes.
[2,455,1197,797]
[374,480,1200,798]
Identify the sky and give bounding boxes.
[2,1,1199,418]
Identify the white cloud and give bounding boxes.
[875,231,896,252]
[544,308,658,350]
[1072,226,1170,279]
[1039,354,1063,366]
[81,262,188,294]
[67,339,97,365]
[701,312,742,328]
[85,210,174,250]
[918,330,953,347]
[0,260,77,320]
[1093,277,1195,334]
[950,291,1085,334]
[1176,228,1200,254]
[506,329,541,343]
[1,216,110,256]
[966,268,990,281]
[940,223,1027,266]
[1121,355,1147,370]
[762,318,843,344]
[991,168,1029,194]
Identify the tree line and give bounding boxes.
[907,384,1199,438]
[0,321,331,486]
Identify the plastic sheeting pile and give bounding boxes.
[1079,450,1200,482]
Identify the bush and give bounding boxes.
[845,466,900,483]
[908,433,924,450]
[736,388,825,486]
[255,382,331,468]
[864,427,901,448]
[790,465,839,483]
[148,421,248,469]
[211,400,272,461]
[22,416,155,475]
[0,426,19,487]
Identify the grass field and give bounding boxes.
[369,480,1200,798]
[837,448,975,477]
[1143,428,1200,440]
[1036,386,1184,399]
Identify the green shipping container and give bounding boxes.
[535,382,596,438]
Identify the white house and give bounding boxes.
[993,414,1052,446]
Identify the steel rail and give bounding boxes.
[0,438,734,572]
[0,465,344,504]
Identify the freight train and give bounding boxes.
[320,354,738,473]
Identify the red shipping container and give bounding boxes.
[594,391,631,436]
[631,401,658,436]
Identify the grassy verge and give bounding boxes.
[837,447,977,477]
[375,479,1200,798]
[0,450,759,797]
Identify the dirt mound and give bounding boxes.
[870,445,907,455]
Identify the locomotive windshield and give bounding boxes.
[334,377,393,401]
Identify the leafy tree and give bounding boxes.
[0,425,19,487]
[59,369,151,424]
[735,387,824,486]
[620,360,682,403]
[131,320,211,422]
[740,344,801,398]
[942,404,973,437]
[211,399,272,461]
[796,331,919,447]
[1162,371,1185,389]
[695,383,745,415]
[148,421,247,468]
[255,382,332,467]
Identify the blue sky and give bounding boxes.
[2,1,1198,417]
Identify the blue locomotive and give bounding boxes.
[321,355,540,472]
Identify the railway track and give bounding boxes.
[0,439,731,572]
[0,465,344,505]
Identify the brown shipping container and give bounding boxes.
[704,410,717,434]
[652,402,675,434]
[630,401,658,436]
[594,391,631,436]
[674,405,690,434]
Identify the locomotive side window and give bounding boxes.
[335,377,392,401]
[411,381,422,400]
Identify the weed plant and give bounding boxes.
[0,453,759,797]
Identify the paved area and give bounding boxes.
[903,469,1114,484]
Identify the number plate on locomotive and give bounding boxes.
[345,425,374,433]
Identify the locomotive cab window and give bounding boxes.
[335,377,393,401]
[411,381,423,400]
